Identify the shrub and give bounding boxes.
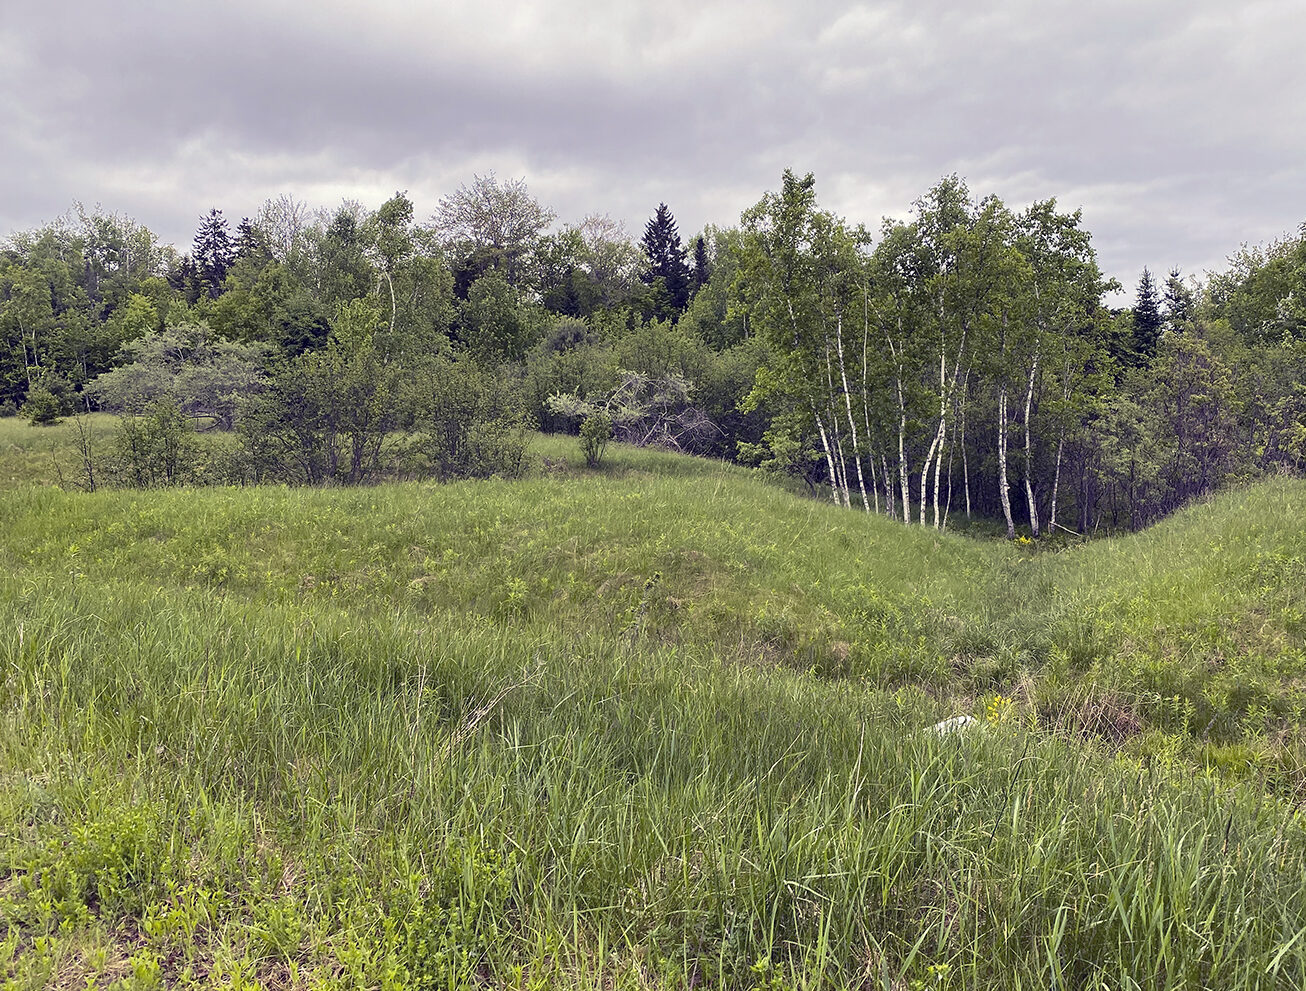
[404,357,531,481]
[21,385,66,426]
[579,411,612,467]
[108,396,200,487]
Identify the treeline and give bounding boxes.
[1,174,1303,531]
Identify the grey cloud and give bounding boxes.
[3,0,1304,299]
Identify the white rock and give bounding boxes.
[929,714,978,735]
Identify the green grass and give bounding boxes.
[2,415,1306,988]
[0,412,120,489]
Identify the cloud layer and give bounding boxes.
[4,0,1304,299]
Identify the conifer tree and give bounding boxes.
[640,203,691,317]
[1132,267,1163,363]
[690,235,711,296]
[1163,267,1194,332]
[234,217,272,264]
[192,209,235,299]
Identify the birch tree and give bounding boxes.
[1013,201,1111,536]
[735,171,870,508]
[912,183,1019,529]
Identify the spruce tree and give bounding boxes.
[1163,267,1193,332]
[234,217,272,264]
[640,204,691,318]
[690,235,711,296]
[1132,267,1163,363]
[192,209,234,299]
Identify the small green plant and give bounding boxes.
[21,384,66,425]
[579,411,612,467]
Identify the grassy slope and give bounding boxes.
[2,418,1306,988]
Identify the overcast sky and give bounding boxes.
[3,0,1304,302]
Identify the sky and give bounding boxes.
[3,0,1305,303]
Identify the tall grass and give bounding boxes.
[5,574,1306,988]
[2,424,1306,987]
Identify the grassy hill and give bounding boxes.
[2,417,1306,988]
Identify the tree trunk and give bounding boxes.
[895,380,910,524]
[1050,434,1065,534]
[959,372,972,518]
[834,314,870,511]
[997,385,1015,539]
[1022,351,1040,538]
[814,411,841,506]
[868,446,881,515]
[882,454,895,520]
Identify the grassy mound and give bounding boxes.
[2,423,1306,988]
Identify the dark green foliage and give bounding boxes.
[227,303,529,487]
[207,260,331,355]
[1132,267,1163,362]
[457,271,540,363]
[314,207,373,312]
[21,383,66,425]
[534,229,595,317]
[166,254,201,306]
[640,203,691,319]
[690,234,711,296]
[524,337,619,434]
[1208,225,1306,344]
[234,217,273,265]
[679,227,748,349]
[240,299,400,485]
[192,209,234,300]
[1164,266,1194,331]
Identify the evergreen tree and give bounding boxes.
[167,255,203,307]
[234,217,272,264]
[640,204,691,318]
[1132,267,1163,363]
[192,209,234,299]
[690,235,711,296]
[1163,266,1194,332]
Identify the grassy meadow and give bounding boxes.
[2,415,1306,988]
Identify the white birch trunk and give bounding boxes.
[1050,434,1065,533]
[834,314,870,511]
[1022,351,1041,538]
[960,387,971,518]
[897,403,910,525]
[821,338,851,508]
[885,316,911,525]
[997,385,1015,539]
[868,449,881,515]
[919,349,946,526]
[814,411,840,506]
[882,454,895,519]
[1049,351,1072,534]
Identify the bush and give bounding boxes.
[108,396,201,487]
[21,385,67,426]
[579,411,612,467]
[404,357,531,481]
